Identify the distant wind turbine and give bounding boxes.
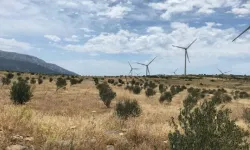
[137,56,157,76]
[128,61,139,76]
[217,68,231,75]
[232,25,250,42]
[172,68,178,75]
[172,39,197,76]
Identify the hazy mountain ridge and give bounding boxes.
[0,50,77,75]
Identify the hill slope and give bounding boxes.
[0,50,77,75]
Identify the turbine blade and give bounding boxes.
[186,39,197,49]
[172,45,186,49]
[148,56,157,65]
[217,68,223,74]
[186,51,190,63]
[174,68,178,72]
[137,62,146,66]
[133,68,140,70]
[224,70,231,74]
[233,25,250,42]
[128,61,132,68]
[147,67,150,75]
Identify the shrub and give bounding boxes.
[30,78,36,84]
[115,99,141,120]
[212,92,232,104]
[78,78,83,83]
[1,77,11,86]
[159,84,166,93]
[93,77,99,85]
[168,100,250,150]
[16,72,21,76]
[10,80,33,104]
[108,79,115,84]
[145,88,156,97]
[17,76,23,81]
[56,77,67,91]
[133,85,141,94]
[183,95,198,109]
[6,72,14,79]
[70,78,78,86]
[159,92,172,103]
[243,108,250,124]
[118,78,124,84]
[125,85,133,92]
[38,78,43,84]
[43,76,46,79]
[149,81,157,89]
[25,77,30,81]
[49,78,53,82]
[97,83,116,108]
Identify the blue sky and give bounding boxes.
[0,0,249,75]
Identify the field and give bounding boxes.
[0,72,250,150]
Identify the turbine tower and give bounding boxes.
[172,39,197,76]
[137,56,157,76]
[128,62,139,76]
[232,25,250,42]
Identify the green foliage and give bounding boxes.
[97,83,116,108]
[70,78,78,86]
[38,78,43,84]
[115,99,141,120]
[17,76,23,81]
[10,80,33,105]
[1,77,11,85]
[133,85,141,94]
[233,91,250,99]
[93,77,99,85]
[6,72,14,79]
[49,78,53,82]
[211,91,232,104]
[168,99,249,150]
[159,84,166,93]
[25,77,30,81]
[145,88,156,97]
[56,77,67,91]
[108,79,115,84]
[16,72,21,76]
[243,108,250,124]
[131,79,136,85]
[170,85,185,96]
[30,78,36,84]
[159,92,172,103]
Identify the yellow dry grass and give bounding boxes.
[0,73,250,150]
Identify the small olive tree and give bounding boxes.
[10,80,33,104]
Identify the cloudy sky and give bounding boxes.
[0,0,250,75]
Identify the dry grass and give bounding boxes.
[0,73,250,149]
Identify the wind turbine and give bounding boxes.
[128,62,139,76]
[172,68,178,75]
[217,68,231,75]
[172,39,197,76]
[137,56,157,76]
[232,25,250,42]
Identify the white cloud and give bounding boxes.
[80,28,94,33]
[44,35,61,42]
[0,38,32,51]
[98,4,131,19]
[149,0,241,20]
[147,27,164,33]
[230,2,250,16]
[64,35,79,42]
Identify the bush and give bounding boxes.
[17,76,23,81]
[6,72,14,79]
[159,84,166,93]
[78,78,83,83]
[16,72,21,76]
[149,81,157,89]
[97,83,116,108]
[38,78,43,84]
[49,78,53,82]
[10,80,33,104]
[118,78,124,84]
[108,79,115,84]
[30,78,36,84]
[93,77,99,85]
[159,92,172,103]
[115,99,141,120]
[1,77,11,86]
[70,78,78,86]
[56,77,67,91]
[25,77,30,81]
[145,88,156,97]
[168,100,250,150]
[133,85,141,94]
[212,91,232,104]
[243,108,250,124]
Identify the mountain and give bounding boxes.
[0,50,77,75]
